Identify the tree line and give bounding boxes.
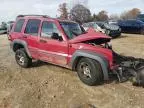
[58,3,141,24]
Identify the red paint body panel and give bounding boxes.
[68,43,113,68]
[38,39,68,65]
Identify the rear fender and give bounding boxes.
[11,39,32,58]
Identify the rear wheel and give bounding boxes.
[76,58,103,86]
[15,48,32,68]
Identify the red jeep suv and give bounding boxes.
[9,15,114,86]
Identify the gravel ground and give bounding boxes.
[0,34,144,108]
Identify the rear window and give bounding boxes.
[14,19,25,32]
[24,19,41,36]
[83,23,89,27]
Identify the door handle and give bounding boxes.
[40,39,47,43]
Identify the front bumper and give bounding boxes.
[109,30,121,37]
[111,50,144,86]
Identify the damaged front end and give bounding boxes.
[112,51,144,87]
[80,37,144,87]
[69,29,144,87]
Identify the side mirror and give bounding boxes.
[51,33,63,41]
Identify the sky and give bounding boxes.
[0,0,144,22]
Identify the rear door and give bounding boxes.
[125,21,131,33]
[10,19,25,40]
[119,21,127,33]
[23,19,41,59]
[129,21,136,33]
[133,21,141,33]
[38,20,68,66]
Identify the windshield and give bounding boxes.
[60,22,83,39]
[93,23,99,28]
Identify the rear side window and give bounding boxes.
[14,19,25,32]
[25,19,41,36]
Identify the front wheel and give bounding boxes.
[15,48,32,68]
[76,58,103,86]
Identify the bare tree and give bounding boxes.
[58,3,68,20]
[92,13,98,21]
[97,10,109,21]
[120,8,141,20]
[109,14,120,21]
[70,4,91,24]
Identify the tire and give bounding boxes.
[15,48,32,68]
[76,58,103,86]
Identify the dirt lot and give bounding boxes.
[0,34,144,108]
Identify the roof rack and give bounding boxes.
[17,15,50,18]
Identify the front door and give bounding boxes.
[38,21,68,66]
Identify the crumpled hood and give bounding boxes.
[69,30,111,44]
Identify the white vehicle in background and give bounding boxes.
[95,21,121,38]
[82,22,105,33]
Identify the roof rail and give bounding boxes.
[17,15,50,18]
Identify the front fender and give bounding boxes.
[70,50,109,80]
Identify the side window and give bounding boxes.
[24,19,41,36]
[135,21,140,26]
[14,19,25,32]
[41,21,60,38]
[125,21,131,26]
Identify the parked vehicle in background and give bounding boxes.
[7,21,15,34]
[118,19,144,34]
[95,21,121,38]
[137,14,144,22]
[82,22,105,33]
[0,22,7,34]
[108,20,118,25]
